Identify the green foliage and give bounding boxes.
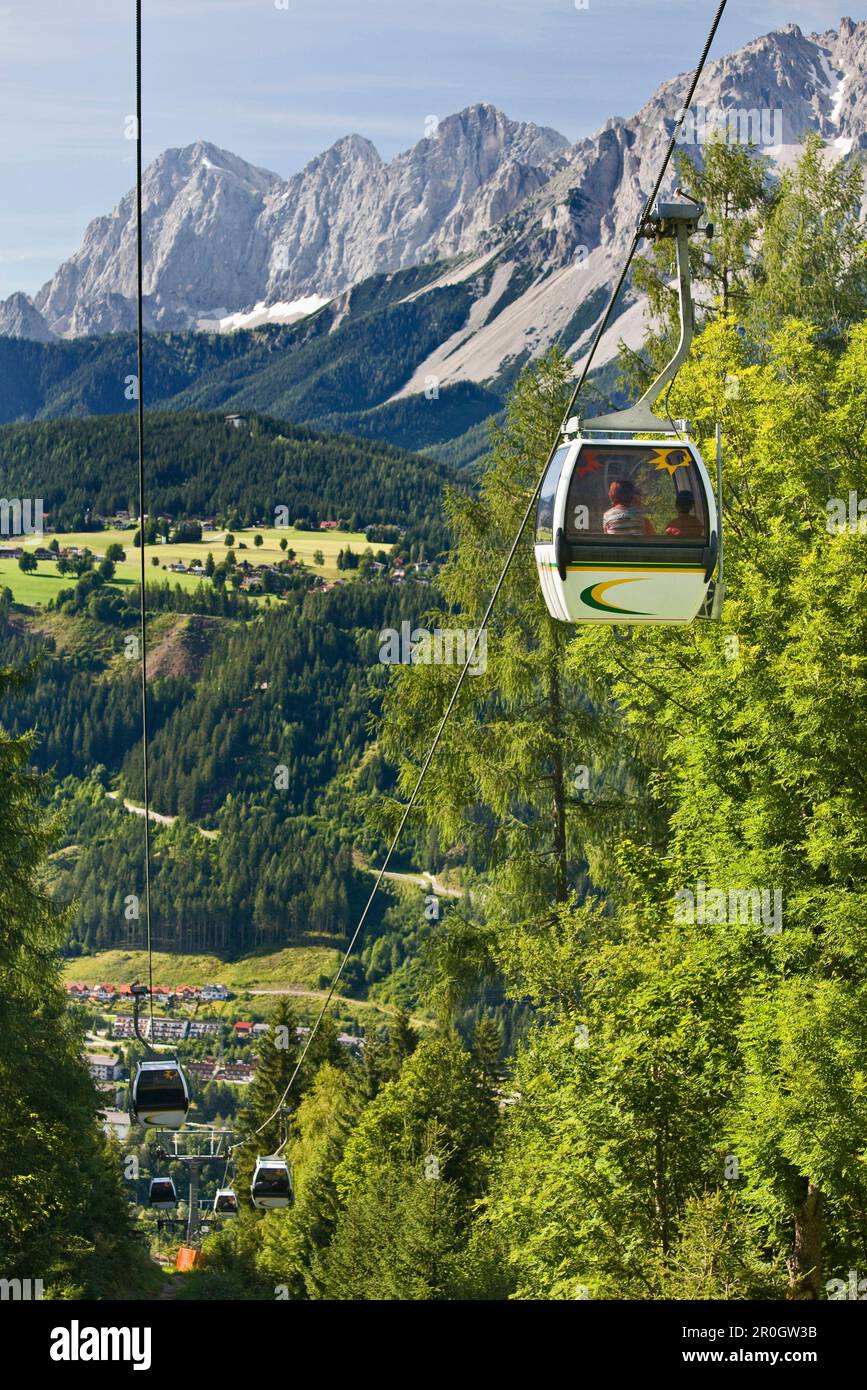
[0,410,456,553]
[308,1036,499,1299]
[750,135,867,344]
[0,671,155,1297]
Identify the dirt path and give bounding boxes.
[352,850,463,898]
[156,1271,191,1300]
[376,867,463,898]
[106,791,218,839]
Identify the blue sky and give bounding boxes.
[0,0,859,297]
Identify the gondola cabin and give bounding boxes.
[213,1187,240,1215]
[251,1158,293,1210]
[148,1177,178,1210]
[130,1059,190,1129]
[535,436,718,624]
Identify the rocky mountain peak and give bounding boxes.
[5,21,866,345]
[0,292,54,342]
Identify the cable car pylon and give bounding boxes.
[149,1128,238,1254]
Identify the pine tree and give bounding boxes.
[619,133,771,396]
[750,133,867,343]
[0,671,155,1295]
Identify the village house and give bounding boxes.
[84,1052,125,1083]
[217,1061,256,1084]
[148,1018,188,1042]
[112,1015,189,1042]
[187,1019,224,1038]
[185,1059,218,1083]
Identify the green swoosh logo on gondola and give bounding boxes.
[580,578,652,616]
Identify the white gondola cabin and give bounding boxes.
[251,1158,293,1210]
[536,196,724,626]
[148,1177,178,1210]
[213,1187,240,1215]
[535,435,719,624]
[130,1059,190,1129]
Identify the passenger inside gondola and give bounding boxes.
[603,479,655,536]
[664,489,705,537]
[565,444,708,542]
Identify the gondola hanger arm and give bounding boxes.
[573,197,711,437]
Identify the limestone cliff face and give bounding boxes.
[26,107,567,338]
[5,18,865,366]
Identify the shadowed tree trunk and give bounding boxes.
[787,1181,823,1299]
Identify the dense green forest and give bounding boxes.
[0,669,159,1298]
[0,580,447,969]
[0,409,457,551]
[4,135,867,1301]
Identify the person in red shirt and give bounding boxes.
[664,490,704,538]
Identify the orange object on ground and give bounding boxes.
[175,1246,204,1271]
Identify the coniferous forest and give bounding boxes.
[2,20,867,1348]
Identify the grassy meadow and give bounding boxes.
[1,523,371,606]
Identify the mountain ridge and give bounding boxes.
[21,103,568,339]
[1,19,865,459]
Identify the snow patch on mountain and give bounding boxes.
[197,295,331,332]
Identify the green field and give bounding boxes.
[63,945,343,993]
[1,524,371,607]
[0,559,72,605]
[63,947,431,1029]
